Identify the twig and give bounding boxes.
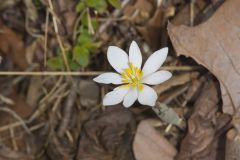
[39,76,63,104]
[47,0,71,71]
[165,123,172,133]
[163,85,189,104]
[0,107,31,134]
[97,0,131,35]
[12,64,38,84]
[57,81,77,137]
[29,81,68,122]
[101,86,105,110]
[0,94,14,105]
[0,71,104,76]
[66,131,74,144]
[1,122,46,141]
[9,124,18,151]
[44,10,50,67]
[0,121,24,132]
[0,66,202,76]
[190,0,195,26]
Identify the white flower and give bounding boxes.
[93,41,172,108]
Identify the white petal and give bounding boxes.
[138,85,158,106]
[142,47,168,77]
[107,46,129,73]
[129,41,142,68]
[142,71,172,85]
[93,72,123,85]
[123,87,138,108]
[103,86,129,106]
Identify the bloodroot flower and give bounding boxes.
[93,41,172,107]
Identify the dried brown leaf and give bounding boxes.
[0,24,28,69]
[76,107,136,160]
[168,0,240,114]
[176,79,231,160]
[133,120,177,160]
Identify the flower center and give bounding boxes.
[121,63,144,90]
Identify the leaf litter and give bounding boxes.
[0,0,238,159]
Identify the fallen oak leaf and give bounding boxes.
[176,79,231,160]
[133,120,177,160]
[168,0,240,114]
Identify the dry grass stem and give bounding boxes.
[0,66,201,76]
[47,0,71,71]
[0,107,31,134]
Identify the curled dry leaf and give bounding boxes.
[76,107,136,160]
[176,79,231,160]
[168,0,240,114]
[133,120,177,160]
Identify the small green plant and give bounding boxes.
[47,0,121,70]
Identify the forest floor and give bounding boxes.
[0,0,239,160]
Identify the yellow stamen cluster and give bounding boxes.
[121,63,144,90]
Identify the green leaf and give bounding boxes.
[87,41,102,52]
[78,25,88,35]
[76,1,85,12]
[91,18,99,31]
[79,13,98,33]
[108,0,121,9]
[86,0,107,13]
[73,46,90,67]
[69,60,80,71]
[32,0,42,7]
[78,33,92,45]
[77,34,101,51]
[80,13,88,27]
[47,57,64,70]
